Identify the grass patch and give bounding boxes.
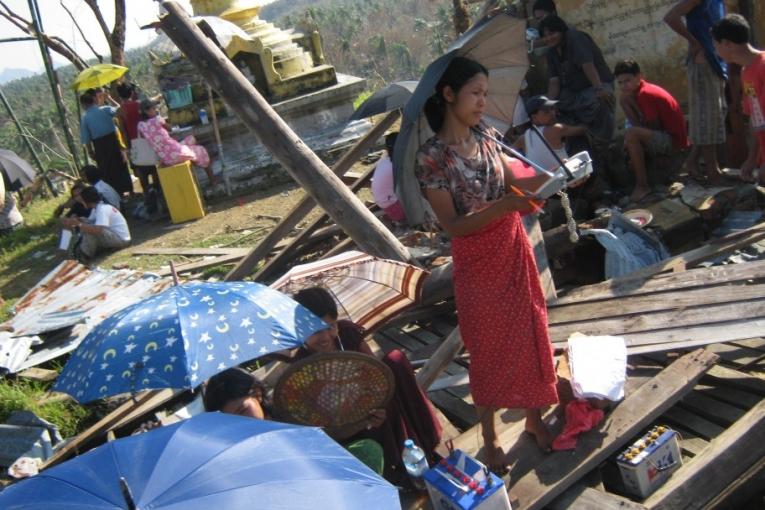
[0,378,92,438]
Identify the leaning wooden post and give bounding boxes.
[225,109,401,281]
[160,2,413,266]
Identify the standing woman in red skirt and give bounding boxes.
[415,57,559,471]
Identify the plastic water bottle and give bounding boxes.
[402,439,429,490]
[199,108,209,125]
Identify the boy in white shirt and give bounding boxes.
[514,95,586,171]
[62,186,130,261]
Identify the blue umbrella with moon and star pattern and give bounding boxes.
[54,282,330,403]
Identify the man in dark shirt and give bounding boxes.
[539,14,615,143]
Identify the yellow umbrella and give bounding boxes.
[72,63,129,92]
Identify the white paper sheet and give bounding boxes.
[568,334,627,401]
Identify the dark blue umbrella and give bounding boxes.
[349,81,418,121]
[393,14,529,225]
[0,413,402,509]
[53,282,329,403]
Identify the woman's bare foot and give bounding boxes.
[524,413,553,452]
[483,438,509,475]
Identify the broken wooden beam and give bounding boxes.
[41,389,177,469]
[253,164,376,282]
[508,349,718,510]
[159,3,413,271]
[222,109,402,281]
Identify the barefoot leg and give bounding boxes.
[477,405,507,474]
[700,144,723,184]
[524,408,553,452]
[684,146,703,181]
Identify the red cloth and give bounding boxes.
[635,79,690,149]
[742,52,765,165]
[552,400,605,451]
[451,213,558,409]
[121,99,141,141]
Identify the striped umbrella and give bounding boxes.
[270,251,428,332]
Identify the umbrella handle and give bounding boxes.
[472,127,575,180]
[119,477,137,510]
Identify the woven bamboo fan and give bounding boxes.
[273,351,395,428]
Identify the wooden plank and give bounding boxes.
[548,283,765,324]
[550,484,648,510]
[702,364,765,395]
[554,259,765,305]
[223,109,402,280]
[644,400,765,510]
[581,318,765,354]
[678,391,747,427]
[156,253,245,276]
[508,349,718,510]
[416,328,464,391]
[132,247,250,256]
[703,455,765,510]
[523,214,556,300]
[254,165,376,282]
[661,406,726,441]
[549,299,765,342]
[692,382,763,409]
[41,389,172,469]
[704,340,765,367]
[17,367,58,382]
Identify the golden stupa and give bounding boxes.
[190,0,337,101]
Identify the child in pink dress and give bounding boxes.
[137,99,216,183]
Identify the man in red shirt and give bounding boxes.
[614,60,690,201]
[712,14,764,184]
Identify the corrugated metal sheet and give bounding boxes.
[0,261,174,374]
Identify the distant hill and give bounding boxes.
[0,0,467,171]
[0,47,156,172]
[0,68,37,84]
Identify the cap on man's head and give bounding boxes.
[140,98,159,111]
[525,95,558,115]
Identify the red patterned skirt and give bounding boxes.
[452,212,558,409]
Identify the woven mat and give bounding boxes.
[273,351,394,428]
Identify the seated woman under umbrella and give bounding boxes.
[289,286,442,482]
[204,366,386,476]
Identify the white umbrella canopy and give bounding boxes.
[270,250,429,332]
[0,149,37,189]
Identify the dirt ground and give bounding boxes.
[102,161,377,278]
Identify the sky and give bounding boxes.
[0,0,194,73]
